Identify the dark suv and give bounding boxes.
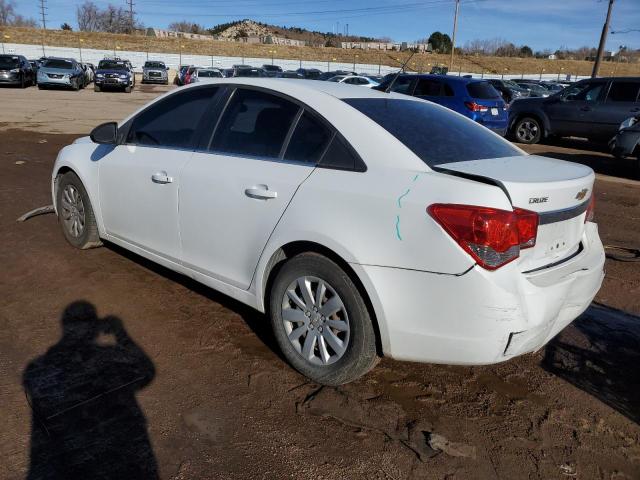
[94,58,135,93]
[509,77,640,144]
[0,54,35,87]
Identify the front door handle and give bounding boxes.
[151,171,173,184]
[245,185,277,200]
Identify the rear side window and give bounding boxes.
[414,79,443,96]
[344,98,523,166]
[606,82,640,102]
[127,87,217,148]
[318,135,365,171]
[466,82,500,99]
[211,88,299,158]
[284,111,333,164]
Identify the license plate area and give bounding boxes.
[491,107,499,116]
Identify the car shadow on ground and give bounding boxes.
[105,242,285,363]
[531,138,639,180]
[23,301,158,479]
[542,303,640,425]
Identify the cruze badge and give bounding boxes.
[575,188,588,201]
[529,197,548,204]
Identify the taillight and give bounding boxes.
[427,204,539,270]
[464,101,488,112]
[585,194,595,223]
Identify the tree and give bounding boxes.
[0,0,37,27]
[60,22,72,31]
[168,21,206,34]
[519,45,533,57]
[76,1,141,33]
[427,31,452,54]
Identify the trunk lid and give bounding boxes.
[438,155,594,271]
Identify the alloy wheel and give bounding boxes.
[60,184,85,238]
[517,120,539,142]
[281,276,350,366]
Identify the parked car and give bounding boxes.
[28,59,42,80]
[276,70,304,79]
[190,67,224,82]
[174,65,190,85]
[509,77,640,144]
[80,63,94,86]
[375,74,509,135]
[296,68,322,80]
[362,74,384,83]
[318,70,356,81]
[540,82,564,93]
[609,114,640,166]
[327,75,380,88]
[233,66,267,77]
[51,79,604,385]
[262,64,283,77]
[487,79,528,104]
[142,60,169,85]
[515,81,551,98]
[94,58,135,92]
[37,57,84,90]
[0,54,35,87]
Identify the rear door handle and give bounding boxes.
[151,171,173,184]
[245,185,277,200]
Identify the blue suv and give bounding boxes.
[375,74,508,136]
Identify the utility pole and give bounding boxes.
[448,0,460,73]
[592,0,614,78]
[126,0,135,34]
[39,0,47,57]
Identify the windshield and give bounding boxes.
[98,61,127,70]
[198,70,222,78]
[0,56,20,69]
[144,61,165,69]
[343,98,523,166]
[43,59,74,69]
[504,80,521,88]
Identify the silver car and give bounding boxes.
[141,60,168,85]
[37,57,84,90]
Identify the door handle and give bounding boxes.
[245,185,277,200]
[151,171,173,184]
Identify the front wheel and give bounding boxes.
[269,253,378,385]
[56,172,102,249]
[124,85,132,93]
[94,84,101,92]
[512,116,542,144]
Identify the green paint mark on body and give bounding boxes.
[395,215,402,240]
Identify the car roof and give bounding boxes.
[397,74,488,84]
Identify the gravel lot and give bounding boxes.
[1,84,639,480]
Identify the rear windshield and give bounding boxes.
[343,98,523,166]
[0,56,19,68]
[466,81,500,99]
[43,59,74,69]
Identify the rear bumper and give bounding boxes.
[359,222,605,365]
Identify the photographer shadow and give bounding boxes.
[23,301,158,480]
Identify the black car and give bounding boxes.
[233,66,267,77]
[487,79,528,104]
[262,64,283,77]
[509,77,640,144]
[94,58,135,93]
[0,54,35,87]
[276,70,304,79]
[296,68,322,80]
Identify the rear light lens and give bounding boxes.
[428,204,539,270]
[585,194,595,223]
[464,101,488,112]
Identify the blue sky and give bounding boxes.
[16,0,640,51]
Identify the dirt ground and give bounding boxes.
[1,85,639,480]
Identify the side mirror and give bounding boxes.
[90,122,118,145]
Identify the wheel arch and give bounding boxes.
[257,240,387,356]
[510,110,550,138]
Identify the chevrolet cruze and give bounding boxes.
[51,79,605,385]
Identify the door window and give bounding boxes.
[386,76,413,94]
[564,82,604,102]
[318,135,365,171]
[126,86,217,148]
[414,79,443,96]
[211,88,299,158]
[284,111,333,164]
[606,81,640,102]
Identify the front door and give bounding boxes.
[545,81,606,137]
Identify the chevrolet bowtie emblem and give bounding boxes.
[575,188,588,201]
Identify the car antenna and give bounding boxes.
[385,51,416,93]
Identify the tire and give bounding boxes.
[512,116,543,144]
[38,84,44,90]
[56,172,102,249]
[124,85,132,93]
[269,253,378,385]
[94,85,101,92]
[20,74,25,88]
[72,80,79,91]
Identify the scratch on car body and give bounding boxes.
[395,215,402,240]
[397,188,411,208]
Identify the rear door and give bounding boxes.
[179,88,332,289]
[413,77,457,109]
[545,81,607,137]
[587,79,640,140]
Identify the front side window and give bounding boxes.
[384,76,413,94]
[127,87,217,148]
[606,81,640,102]
[344,98,523,166]
[564,82,604,102]
[211,88,299,158]
[284,111,333,164]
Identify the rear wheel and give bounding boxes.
[124,85,132,93]
[269,253,378,385]
[56,172,102,249]
[513,116,542,144]
[94,84,101,92]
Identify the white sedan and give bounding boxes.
[327,75,380,88]
[51,78,605,385]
